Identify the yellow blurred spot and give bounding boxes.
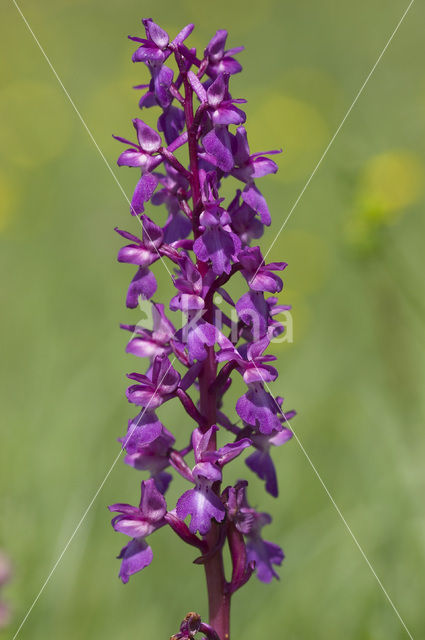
[358,151,424,221]
[346,151,424,251]
[0,172,17,232]
[250,95,329,182]
[0,82,72,168]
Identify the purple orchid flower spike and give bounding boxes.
[111,18,294,640]
[110,478,167,583]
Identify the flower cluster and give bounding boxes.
[110,18,295,639]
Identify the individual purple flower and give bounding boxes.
[151,164,192,242]
[158,105,186,145]
[204,30,244,78]
[122,302,175,360]
[245,511,284,583]
[245,426,293,497]
[193,171,241,274]
[194,208,241,275]
[236,289,271,338]
[115,218,165,306]
[217,334,278,385]
[123,425,175,494]
[224,480,254,535]
[225,483,283,583]
[188,72,246,126]
[238,246,287,293]
[109,478,167,582]
[129,19,194,65]
[176,426,250,534]
[122,409,165,452]
[126,354,180,408]
[114,118,162,214]
[228,190,264,245]
[201,126,234,173]
[236,381,283,435]
[170,255,205,311]
[230,126,281,225]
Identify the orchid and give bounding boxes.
[110,18,294,640]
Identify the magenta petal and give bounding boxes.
[251,157,279,178]
[133,119,162,153]
[126,267,157,307]
[241,183,271,226]
[173,23,195,45]
[117,148,148,167]
[147,21,169,48]
[232,126,251,164]
[217,438,251,465]
[118,244,155,267]
[219,57,243,75]
[126,384,162,408]
[186,320,217,361]
[194,227,240,275]
[132,46,165,63]
[245,449,278,497]
[246,537,283,583]
[206,74,226,107]
[236,290,269,338]
[126,337,165,359]
[188,71,207,103]
[117,538,153,583]
[176,482,225,535]
[236,384,282,434]
[131,173,158,215]
[202,129,234,173]
[243,364,278,384]
[212,106,246,126]
[112,515,152,538]
[139,477,167,520]
[124,414,163,453]
[250,271,283,294]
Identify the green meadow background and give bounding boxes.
[1,1,425,638]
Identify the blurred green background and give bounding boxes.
[1,0,424,638]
